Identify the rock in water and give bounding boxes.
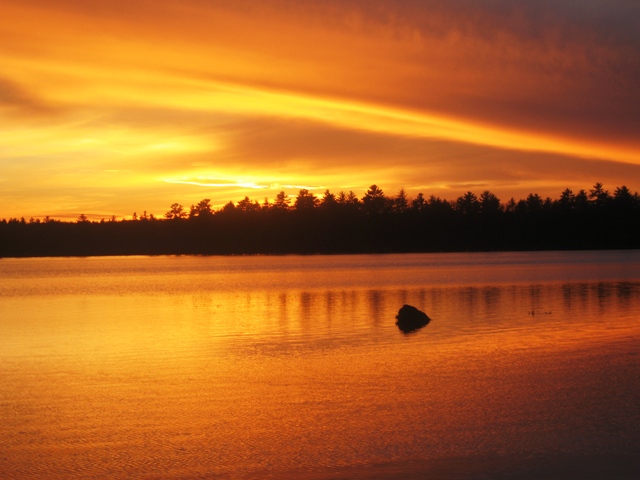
[396,304,431,333]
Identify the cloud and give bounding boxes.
[162,178,270,189]
[3,1,639,159]
[1,0,639,219]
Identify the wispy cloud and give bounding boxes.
[161,177,327,193]
[162,178,270,189]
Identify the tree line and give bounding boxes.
[1,183,639,257]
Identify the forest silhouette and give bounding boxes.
[1,183,639,257]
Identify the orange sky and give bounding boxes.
[1,0,639,220]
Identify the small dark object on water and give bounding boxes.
[396,304,431,333]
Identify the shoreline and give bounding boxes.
[2,247,640,260]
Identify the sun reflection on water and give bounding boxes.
[1,253,639,478]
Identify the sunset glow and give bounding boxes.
[2,0,639,220]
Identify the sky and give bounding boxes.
[1,0,639,220]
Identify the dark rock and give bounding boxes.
[396,304,431,333]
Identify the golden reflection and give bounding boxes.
[2,275,640,478]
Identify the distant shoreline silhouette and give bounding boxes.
[1,183,639,257]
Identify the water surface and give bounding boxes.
[1,251,639,479]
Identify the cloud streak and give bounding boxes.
[162,178,270,190]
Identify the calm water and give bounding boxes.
[1,251,639,479]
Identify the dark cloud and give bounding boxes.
[196,0,640,153]
[352,0,640,148]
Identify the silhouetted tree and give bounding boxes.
[613,185,635,209]
[411,192,426,212]
[393,188,409,213]
[320,189,337,208]
[221,201,235,213]
[428,195,452,213]
[362,185,387,215]
[294,189,319,210]
[589,182,611,208]
[165,203,187,220]
[525,193,543,214]
[3,182,640,257]
[337,190,360,206]
[557,188,575,211]
[273,191,291,210]
[479,191,501,215]
[237,196,260,213]
[456,191,480,215]
[575,189,589,211]
[190,199,213,218]
[515,199,527,215]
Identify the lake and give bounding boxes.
[1,251,639,479]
